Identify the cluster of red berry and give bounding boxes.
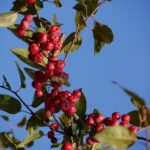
[85,112,138,145]
[17,14,33,37]
[26,0,36,5]
[28,25,63,63]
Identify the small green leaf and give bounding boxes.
[15,62,26,88]
[75,12,86,31]
[0,94,21,114]
[0,11,17,27]
[26,109,48,132]
[3,75,11,89]
[11,48,47,70]
[93,21,113,55]
[94,126,137,149]
[54,0,62,7]
[8,25,33,44]
[73,3,86,17]
[92,143,102,150]
[128,110,141,127]
[61,32,82,54]
[51,76,71,87]
[59,114,71,128]
[0,115,9,121]
[17,130,44,148]
[75,89,86,119]
[17,116,27,128]
[24,68,36,80]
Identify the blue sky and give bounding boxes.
[0,0,150,149]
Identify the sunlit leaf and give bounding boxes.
[94,126,137,149]
[0,94,21,114]
[17,130,44,148]
[15,62,26,88]
[0,11,17,27]
[11,48,47,70]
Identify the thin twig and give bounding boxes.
[137,136,150,142]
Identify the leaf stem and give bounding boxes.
[137,136,150,143]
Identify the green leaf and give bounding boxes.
[92,143,102,150]
[26,109,48,132]
[73,3,86,17]
[0,11,17,27]
[75,89,86,119]
[11,0,43,15]
[0,115,9,121]
[93,21,113,55]
[24,68,36,80]
[54,0,62,7]
[75,12,86,31]
[3,75,11,89]
[51,76,71,87]
[11,48,47,70]
[61,32,82,54]
[31,88,47,108]
[8,25,33,44]
[17,130,44,148]
[0,132,24,150]
[94,126,137,149]
[113,81,146,109]
[59,114,71,128]
[17,116,27,128]
[15,62,26,88]
[0,94,21,114]
[128,110,141,127]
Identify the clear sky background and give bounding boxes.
[0,0,150,150]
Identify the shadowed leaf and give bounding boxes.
[24,68,36,80]
[0,94,21,114]
[0,115,9,121]
[17,116,27,128]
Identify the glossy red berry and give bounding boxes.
[26,0,36,4]
[103,117,112,126]
[20,20,30,30]
[55,60,65,69]
[43,41,54,51]
[28,43,40,55]
[24,14,33,22]
[94,113,104,124]
[17,27,26,37]
[95,123,104,132]
[62,142,72,150]
[119,121,128,127]
[72,90,81,99]
[68,95,77,104]
[128,125,138,134]
[51,56,58,62]
[46,62,55,70]
[37,32,48,43]
[35,89,43,97]
[86,116,95,126]
[121,114,130,123]
[48,33,59,43]
[61,101,70,112]
[67,105,76,115]
[50,122,60,131]
[47,131,54,139]
[35,71,45,81]
[112,112,121,120]
[32,80,42,89]
[86,137,96,145]
[51,89,59,98]
[49,26,60,35]
[44,109,52,118]
[34,53,43,63]
[111,119,119,126]
[54,41,62,50]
